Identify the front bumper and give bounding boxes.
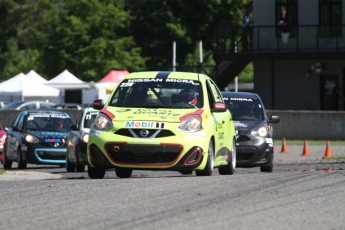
[236,137,273,167]
[22,143,67,165]
[88,130,209,171]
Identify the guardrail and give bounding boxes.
[214,25,345,53]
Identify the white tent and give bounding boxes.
[0,72,60,102]
[46,69,90,89]
[26,70,47,83]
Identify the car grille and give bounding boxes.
[115,129,175,138]
[105,143,182,164]
[237,152,255,161]
[41,142,67,148]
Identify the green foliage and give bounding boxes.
[237,62,253,83]
[0,0,252,82]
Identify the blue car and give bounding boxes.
[3,110,73,169]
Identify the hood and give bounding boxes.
[104,107,200,123]
[28,131,70,139]
[233,120,267,131]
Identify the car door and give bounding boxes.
[205,79,229,154]
[6,113,24,159]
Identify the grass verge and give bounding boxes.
[0,169,5,175]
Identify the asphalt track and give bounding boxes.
[0,144,344,230]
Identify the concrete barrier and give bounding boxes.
[0,109,344,140]
[267,110,345,140]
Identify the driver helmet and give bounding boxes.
[179,89,197,106]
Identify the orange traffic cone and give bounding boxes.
[301,140,310,156]
[303,168,310,173]
[280,138,288,153]
[323,141,332,159]
[325,167,332,173]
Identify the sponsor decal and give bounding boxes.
[133,109,180,116]
[156,122,165,129]
[233,121,248,127]
[21,145,28,151]
[90,130,101,136]
[120,82,134,87]
[85,112,98,120]
[126,121,154,128]
[188,133,205,140]
[28,113,66,120]
[125,78,196,84]
[44,138,62,143]
[229,98,253,101]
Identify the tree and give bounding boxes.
[22,0,146,81]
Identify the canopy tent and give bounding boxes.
[0,73,60,102]
[46,69,90,89]
[99,70,129,83]
[26,70,47,83]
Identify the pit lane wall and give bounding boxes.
[0,110,344,140]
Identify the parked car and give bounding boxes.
[0,124,7,163]
[221,91,280,172]
[0,101,10,109]
[87,71,237,179]
[1,100,55,110]
[66,107,99,172]
[2,110,74,169]
[52,103,84,110]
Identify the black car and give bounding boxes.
[221,92,280,172]
[66,107,99,172]
[2,110,74,169]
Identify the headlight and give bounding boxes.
[25,134,39,143]
[82,133,89,143]
[251,126,268,137]
[1,134,6,142]
[178,115,202,132]
[94,113,113,130]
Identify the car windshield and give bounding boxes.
[224,97,264,121]
[108,78,203,108]
[83,111,98,128]
[25,113,73,132]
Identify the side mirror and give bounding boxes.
[93,99,104,110]
[12,126,19,132]
[269,115,280,123]
[211,102,227,112]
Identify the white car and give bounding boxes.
[1,100,55,110]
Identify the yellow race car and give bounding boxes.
[87,71,237,178]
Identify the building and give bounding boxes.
[213,0,345,110]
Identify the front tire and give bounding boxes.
[88,166,106,179]
[3,145,12,169]
[196,139,214,176]
[75,146,85,172]
[219,138,236,175]
[260,152,273,172]
[115,167,132,178]
[17,148,27,169]
[66,152,76,172]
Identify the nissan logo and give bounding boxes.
[140,130,150,137]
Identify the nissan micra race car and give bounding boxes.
[87,71,237,179]
[221,92,280,172]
